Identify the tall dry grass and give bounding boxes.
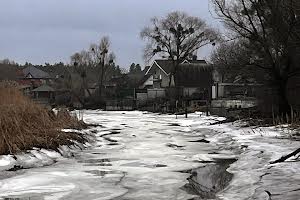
[0,82,86,155]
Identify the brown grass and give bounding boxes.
[0,83,86,155]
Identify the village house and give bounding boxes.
[137,59,213,110]
[17,66,57,105]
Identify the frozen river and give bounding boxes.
[0,111,299,200]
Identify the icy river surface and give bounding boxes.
[0,111,299,200]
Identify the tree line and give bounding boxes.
[2,1,300,114]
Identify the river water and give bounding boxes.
[0,111,238,200]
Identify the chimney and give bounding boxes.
[192,55,197,61]
[192,50,198,60]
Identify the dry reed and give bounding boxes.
[0,83,86,155]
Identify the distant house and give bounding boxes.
[31,84,56,104]
[16,66,57,105]
[22,66,51,79]
[139,59,212,100]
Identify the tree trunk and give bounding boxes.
[168,60,180,107]
[72,92,85,108]
[270,148,300,164]
[99,71,104,98]
[98,63,105,102]
[173,61,180,99]
[83,77,92,98]
[277,79,291,116]
[98,54,106,101]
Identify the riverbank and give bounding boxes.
[0,85,91,172]
[0,85,87,155]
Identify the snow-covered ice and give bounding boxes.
[0,111,299,200]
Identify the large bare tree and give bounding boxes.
[89,36,116,98]
[71,36,115,103]
[141,11,219,87]
[211,39,264,83]
[68,51,91,106]
[212,0,300,114]
[70,50,92,100]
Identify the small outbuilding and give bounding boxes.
[32,84,55,101]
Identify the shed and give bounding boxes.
[32,84,55,99]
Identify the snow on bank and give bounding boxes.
[122,111,300,200]
[0,147,70,172]
[198,120,300,200]
[0,129,94,172]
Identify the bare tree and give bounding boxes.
[89,36,115,98]
[70,50,92,98]
[141,11,218,87]
[212,0,300,114]
[211,40,259,83]
[70,36,116,105]
[0,58,16,65]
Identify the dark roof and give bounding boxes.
[138,73,152,86]
[148,59,208,75]
[32,84,55,92]
[177,64,212,88]
[180,63,212,71]
[22,66,51,79]
[143,66,150,73]
[144,59,212,88]
[35,65,71,78]
[181,59,207,65]
[154,60,174,74]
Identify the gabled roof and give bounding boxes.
[32,84,55,92]
[143,66,150,73]
[143,59,212,88]
[22,66,51,79]
[145,59,208,76]
[181,60,207,65]
[145,60,170,75]
[138,73,152,87]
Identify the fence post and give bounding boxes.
[185,101,188,118]
[206,100,209,116]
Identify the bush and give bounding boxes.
[0,83,86,155]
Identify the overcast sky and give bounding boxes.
[0,0,221,68]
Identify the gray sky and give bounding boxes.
[0,0,220,68]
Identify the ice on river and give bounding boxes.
[0,111,299,200]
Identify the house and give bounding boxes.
[138,59,212,100]
[17,66,53,89]
[31,84,56,105]
[22,66,51,79]
[17,66,57,105]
